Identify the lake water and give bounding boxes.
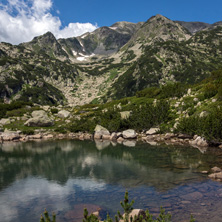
[0,139,222,222]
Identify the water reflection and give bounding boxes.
[0,140,213,190]
[0,140,222,222]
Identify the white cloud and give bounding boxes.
[0,0,98,44]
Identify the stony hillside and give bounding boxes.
[0,14,222,105]
[0,42,78,105]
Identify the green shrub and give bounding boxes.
[68,117,96,133]
[0,101,33,118]
[203,83,217,99]
[136,87,161,98]
[54,127,67,134]
[21,129,35,135]
[6,108,27,117]
[51,108,58,114]
[40,209,56,222]
[176,106,222,141]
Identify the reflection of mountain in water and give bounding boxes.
[0,140,221,191]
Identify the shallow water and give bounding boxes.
[0,140,222,222]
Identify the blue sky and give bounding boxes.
[0,0,221,44]
[53,0,222,27]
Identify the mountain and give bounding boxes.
[21,32,69,61]
[0,41,78,105]
[1,14,222,105]
[176,20,222,33]
[58,21,143,60]
[175,21,211,33]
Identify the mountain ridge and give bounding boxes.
[1,14,222,105]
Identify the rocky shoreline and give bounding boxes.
[0,125,220,149]
[1,109,221,149]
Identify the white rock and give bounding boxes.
[0,118,11,125]
[146,127,160,135]
[24,110,54,127]
[120,111,131,120]
[122,129,137,139]
[58,110,70,118]
[193,98,199,102]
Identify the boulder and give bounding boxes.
[42,106,50,111]
[164,133,176,140]
[211,166,222,173]
[0,118,11,125]
[79,134,84,140]
[94,133,102,140]
[24,110,54,127]
[94,125,110,140]
[27,134,42,140]
[1,132,20,141]
[84,133,93,140]
[189,136,208,147]
[208,172,222,180]
[58,110,70,118]
[102,135,111,140]
[117,132,122,138]
[146,127,159,135]
[43,134,54,139]
[122,129,137,139]
[110,132,118,141]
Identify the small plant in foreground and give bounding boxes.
[40,191,195,222]
[40,209,56,222]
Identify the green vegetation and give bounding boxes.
[40,209,56,222]
[176,106,222,141]
[0,101,33,118]
[68,100,169,133]
[19,83,65,105]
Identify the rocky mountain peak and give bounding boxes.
[21,31,68,59]
[122,14,191,53]
[32,31,57,44]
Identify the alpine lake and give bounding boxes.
[0,139,222,222]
